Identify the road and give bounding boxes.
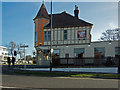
[1,65,119,89]
[2,74,118,89]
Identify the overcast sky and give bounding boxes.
[2,2,118,55]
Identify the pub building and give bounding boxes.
[33,2,119,66]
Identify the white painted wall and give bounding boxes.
[43,26,91,46]
[0,46,8,61]
[38,25,118,59]
[38,41,119,58]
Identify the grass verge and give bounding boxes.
[13,70,120,79]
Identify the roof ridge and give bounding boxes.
[48,12,64,16]
[64,12,93,25]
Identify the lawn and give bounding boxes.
[13,70,120,79]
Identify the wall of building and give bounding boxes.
[34,18,49,46]
[43,26,91,46]
[0,46,8,61]
[39,41,118,58]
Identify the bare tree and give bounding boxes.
[7,41,16,57]
[16,43,24,60]
[99,28,120,41]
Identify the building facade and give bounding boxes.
[0,46,9,63]
[33,3,119,65]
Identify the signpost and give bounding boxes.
[20,44,28,70]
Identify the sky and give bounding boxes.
[2,1,118,56]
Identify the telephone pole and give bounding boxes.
[50,0,53,72]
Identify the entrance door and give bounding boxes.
[65,53,69,58]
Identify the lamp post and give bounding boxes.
[20,44,28,70]
[50,0,53,72]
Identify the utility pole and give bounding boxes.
[50,0,53,72]
[20,44,28,70]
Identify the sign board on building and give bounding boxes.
[77,30,86,38]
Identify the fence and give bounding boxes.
[52,57,119,68]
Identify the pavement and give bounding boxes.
[2,65,42,74]
[2,74,119,89]
[1,65,120,89]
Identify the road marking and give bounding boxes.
[0,86,18,88]
[55,77,118,81]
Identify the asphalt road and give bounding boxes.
[1,65,119,89]
[2,74,119,89]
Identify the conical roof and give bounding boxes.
[33,3,49,20]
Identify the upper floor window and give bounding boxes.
[48,31,51,41]
[44,31,51,41]
[35,32,37,42]
[64,30,67,40]
[44,31,47,41]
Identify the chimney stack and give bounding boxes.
[74,5,79,18]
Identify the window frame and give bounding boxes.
[115,47,120,56]
[43,31,47,41]
[64,30,67,40]
[94,47,105,58]
[74,48,85,57]
[48,31,51,41]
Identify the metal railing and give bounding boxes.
[52,57,119,68]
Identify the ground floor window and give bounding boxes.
[115,47,120,57]
[74,48,84,58]
[43,31,51,41]
[48,31,51,41]
[53,49,60,58]
[43,31,47,41]
[43,49,50,60]
[94,47,105,58]
[42,49,60,60]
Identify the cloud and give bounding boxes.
[91,31,102,41]
[108,22,118,29]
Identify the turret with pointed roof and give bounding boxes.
[33,3,49,20]
[33,3,50,46]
